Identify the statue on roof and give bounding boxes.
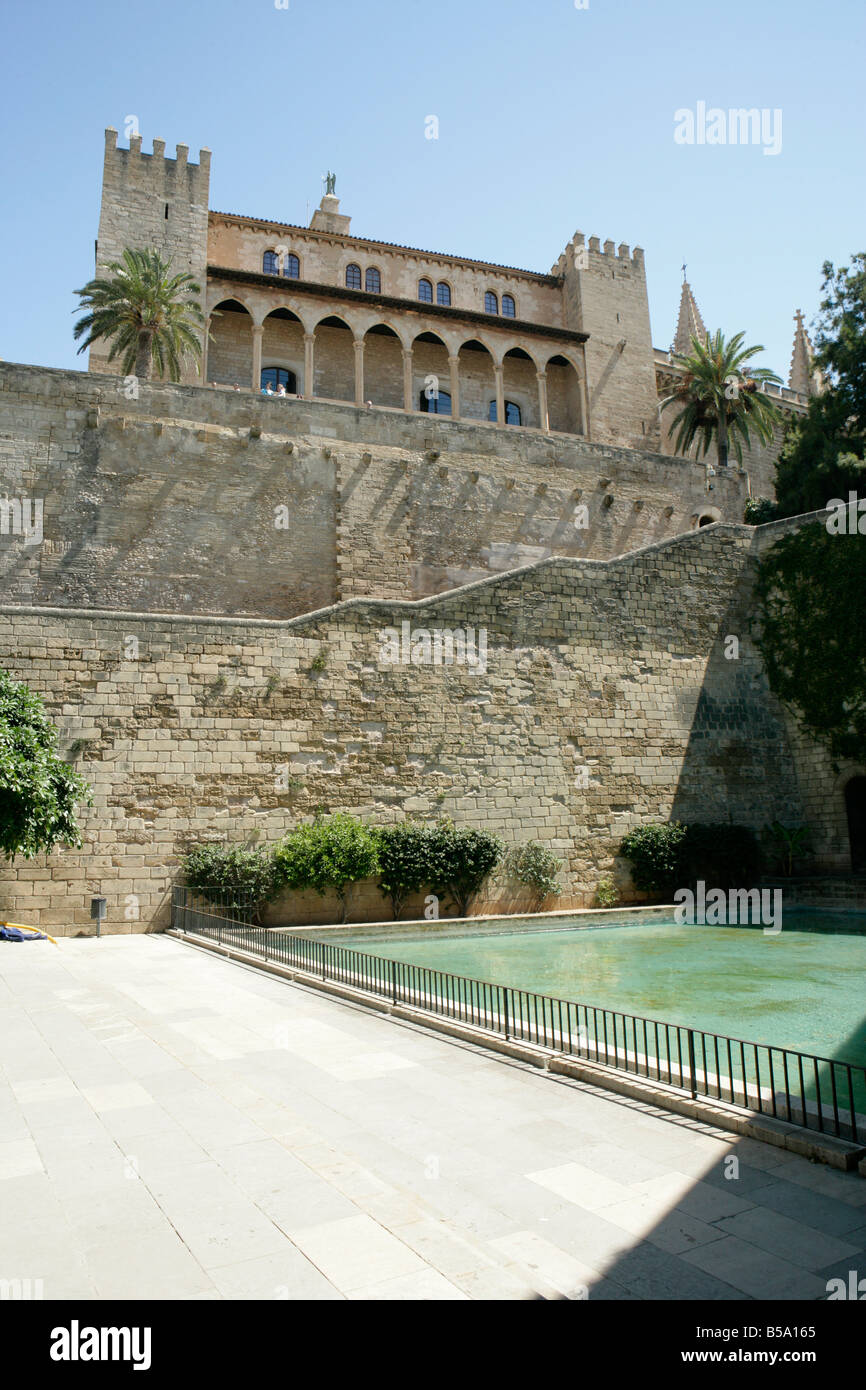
[324,171,336,195]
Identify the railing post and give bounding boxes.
[390,957,397,1003]
[687,1028,698,1100]
[502,986,509,1041]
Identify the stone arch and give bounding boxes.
[457,338,497,422]
[261,307,305,394]
[845,776,866,872]
[207,298,253,387]
[692,507,722,528]
[313,314,356,402]
[546,351,584,435]
[364,323,405,409]
[501,346,540,427]
[413,330,452,416]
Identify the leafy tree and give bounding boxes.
[508,842,562,907]
[427,819,504,917]
[754,521,866,761]
[376,821,435,919]
[0,669,91,860]
[274,813,379,922]
[180,844,280,920]
[661,329,783,469]
[73,247,205,381]
[743,497,778,525]
[774,254,866,518]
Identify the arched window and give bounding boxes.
[488,399,522,425]
[418,278,433,303]
[263,250,279,275]
[484,291,499,315]
[420,388,452,416]
[346,263,362,289]
[283,254,300,279]
[502,294,516,318]
[261,367,298,393]
[365,267,381,293]
[436,281,451,306]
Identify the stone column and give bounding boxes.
[251,324,263,391]
[402,347,414,412]
[494,363,505,426]
[304,332,316,398]
[353,338,365,405]
[448,354,461,419]
[202,316,212,383]
[536,370,549,432]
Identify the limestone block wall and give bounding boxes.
[0,524,836,935]
[0,363,749,619]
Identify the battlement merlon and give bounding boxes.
[552,231,647,275]
[101,127,212,190]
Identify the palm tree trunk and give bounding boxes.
[718,410,729,468]
[134,330,153,380]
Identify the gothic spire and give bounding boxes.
[672,273,707,356]
[788,309,823,397]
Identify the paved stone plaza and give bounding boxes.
[1,935,865,1301]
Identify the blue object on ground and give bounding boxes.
[0,926,46,941]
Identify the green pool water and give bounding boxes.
[334,911,866,1075]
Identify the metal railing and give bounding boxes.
[171,887,866,1145]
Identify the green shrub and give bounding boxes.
[595,876,618,908]
[180,844,280,919]
[376,821,436,919]
[620,821,763,897]
[743,496,778,525]
[619,822,687,895]
[274,813,379,922]
[508,842,562,906]
[427,818,504,917]
[762,821,813,876]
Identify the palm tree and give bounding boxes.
[73,247,205,381]
[661,329,784,468]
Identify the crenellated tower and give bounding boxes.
[89,128,211,383]
[553,232,660,450]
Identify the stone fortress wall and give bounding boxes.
[0,509,854,935]
[0,363,747,617]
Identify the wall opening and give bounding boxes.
[845,776,866,873]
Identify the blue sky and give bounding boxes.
[1,0,863,378]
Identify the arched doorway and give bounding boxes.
[845,777,866,872]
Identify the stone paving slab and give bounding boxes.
[0,934,863,1301]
